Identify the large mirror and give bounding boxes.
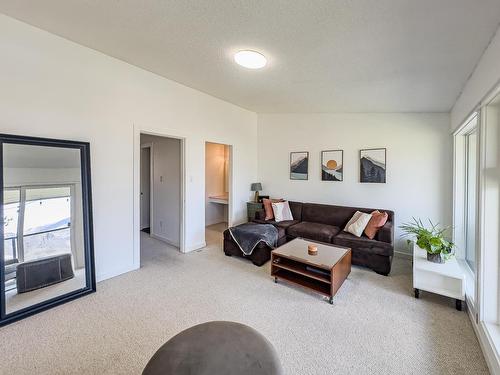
[0,134,95,325]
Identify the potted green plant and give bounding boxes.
[400,218,454,263]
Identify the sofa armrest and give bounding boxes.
[376,222,394,244]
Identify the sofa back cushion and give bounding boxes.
[263,198,284,220]
[288,201,303,222]
[302,203,394,228]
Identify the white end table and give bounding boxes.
[413,243,466,310]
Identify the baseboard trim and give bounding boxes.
[184,242,206,253]
[394,250,412,259]
[467,302,500,374]
[151,232,180,248]
[97,264,138,283]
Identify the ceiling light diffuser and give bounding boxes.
[234,50,267,69]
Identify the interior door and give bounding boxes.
[140,147,151,230]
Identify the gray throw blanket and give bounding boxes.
[228,223,278,255]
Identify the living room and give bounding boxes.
[0,1,499,374]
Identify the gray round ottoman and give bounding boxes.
[142,321,283,375]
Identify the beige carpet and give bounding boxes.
[0,225,489,374]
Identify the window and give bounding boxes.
[453,85,500,363]
[453,113,479,304]
[3,188,20,264]
[481,91,500,330]
[23,187,72,261]
[464,128,478,272]
[3,185,72,263]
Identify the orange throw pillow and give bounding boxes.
[262,199,274,220]
[364,210,388,240]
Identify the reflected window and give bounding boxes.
[23,187,71,261]
[3,188,20,264]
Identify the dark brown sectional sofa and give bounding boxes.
[224,202,394,275]
[252,201,395,275]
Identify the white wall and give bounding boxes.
[141,135,181,247]
[258,113,452,254]
[205,142,229,226]
[0,15,257,281]
[451,26,500,130]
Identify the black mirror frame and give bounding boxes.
[0,133,96,326]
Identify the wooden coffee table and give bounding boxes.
[271,238,351,304]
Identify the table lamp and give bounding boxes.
[251,183,262,203]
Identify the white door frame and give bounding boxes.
[133,125,186,269]
[140,143,153,231]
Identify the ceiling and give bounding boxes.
[1,1,499,113]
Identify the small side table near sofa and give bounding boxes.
[413,243,465,310]
[246,201,263,222]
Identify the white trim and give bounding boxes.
[150,233,179,248]
[133,124,187,271]
[96,265,137,283]
[468,308,500,375]
[452,113,479,312]
[140,143,153,231]
[452,77,500,134]
[185,242,206,252]
[453,111,479,136]
[480,78,500,109]
[477,108,487,323]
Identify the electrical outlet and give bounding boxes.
[160,176,163,182]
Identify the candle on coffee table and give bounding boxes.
[308,244,318,255]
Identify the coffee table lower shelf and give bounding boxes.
[272,268,331,298]
[271,245,351,304]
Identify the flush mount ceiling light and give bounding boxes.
[234,50,267,69]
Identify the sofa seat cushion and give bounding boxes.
[274,220,300,229]
[333,232,393,256]
[252,219,299,230]
[287,222,340,243]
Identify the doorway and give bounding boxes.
[140,133,182,265]
[205,142,232,245]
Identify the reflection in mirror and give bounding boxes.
[3,143,87,314]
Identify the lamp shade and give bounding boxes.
[250,183,262,192]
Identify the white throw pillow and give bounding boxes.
[344,211,363,232]
[272,201,294,222]
[347,212,372,237]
